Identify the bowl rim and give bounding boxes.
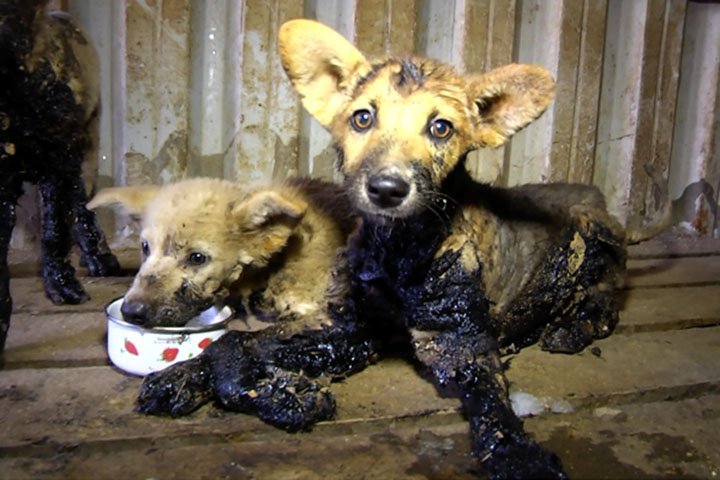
[105,296,234,334]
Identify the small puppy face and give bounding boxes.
[328,59,475,220]
[279,19,555,221]
[88,178,306,327]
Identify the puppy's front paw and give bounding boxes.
[484,441,567,480]
[136,360,212,417]
[252,368,336,432]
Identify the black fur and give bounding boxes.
[137,162,621,480]
[342,162,624,478]
[0,1,120,351]
[134,52,622,480]
[135,180,376,431]
[137,278,375,432]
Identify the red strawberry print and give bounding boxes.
[162,347,179,362]
[198,337,212,349]
[125,339,139,356]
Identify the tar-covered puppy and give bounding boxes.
[89,177,374,431]
[279,19,626,479]
[0,0,120,352]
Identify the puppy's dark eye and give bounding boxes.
[187,252,208,266]
[350,109,374,132]
[429,119,453,141]
[141,241,150,257]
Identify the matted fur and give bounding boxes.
[89,177,350,329]
[106,18,626,479]
[0,0,120,353]
[279,19,628,479]
[90,177,375,431]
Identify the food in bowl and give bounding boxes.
[105,297,233,376]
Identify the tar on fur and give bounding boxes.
[0,0,120,352]
[90,17,632,480]
[279,19,630,479]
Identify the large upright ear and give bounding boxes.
[231,190,308,230]
[87,185,161,221]
[279,19,371,128]
[466,64,555,148]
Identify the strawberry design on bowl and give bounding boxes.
[105,298,233,377]
[124,339,139,356]
[161,347,179,362]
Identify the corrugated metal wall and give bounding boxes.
[12,0,720,249]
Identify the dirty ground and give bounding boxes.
[1,231,719,479]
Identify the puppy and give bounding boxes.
[279,19,627,479]
[89,177,374,431]
[0,0,120,352]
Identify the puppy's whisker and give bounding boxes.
[427,191,459,207]
[417,199,452,232]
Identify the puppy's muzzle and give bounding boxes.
[367,173,410,209]
[121,299,151,325]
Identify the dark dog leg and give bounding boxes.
[68,176,121,276]
[135,354,214,417]
[231,325,374,431]
[412,326,566,480]
[536,208,623,353]
[39,177,89,304]
[496,210,624,354]
[210,335,336,432]
[233,366,336,432]
[408,249,566,479]
[138,325,374,432]
[0,177,22,352]
[539,289,619,353]
[136,331,336,431]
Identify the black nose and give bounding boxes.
[367,174,410,208]
[121,299,150,325]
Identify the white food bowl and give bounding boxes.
[105,297,233,376]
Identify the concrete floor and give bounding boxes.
[1,232,719,479]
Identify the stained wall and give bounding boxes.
[11,0,720,248]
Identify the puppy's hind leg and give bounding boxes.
[539,289,619,353]
[539,206,624,354]
[68,175,121,277]
[39,177,89,304]
[0,177,23,352]
[497,206,624,354]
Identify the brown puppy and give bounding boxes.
[89,177,350,329]
[280,19,626,479]
[89,177,374,431]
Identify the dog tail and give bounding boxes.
[625,164,674,244]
